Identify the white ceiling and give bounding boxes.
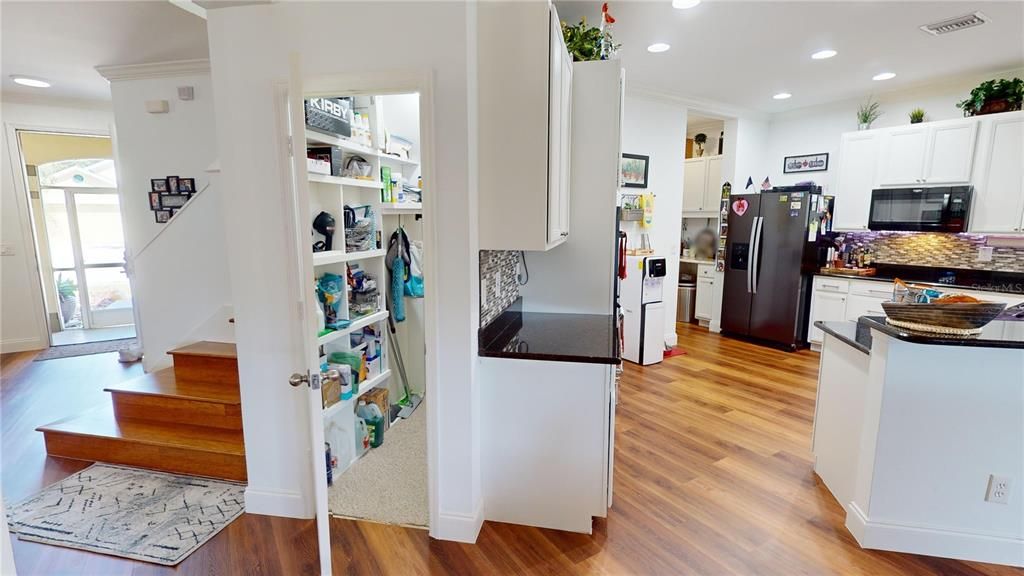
[556,1,1024,113]
[1,1,209,102]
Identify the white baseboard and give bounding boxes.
[847,502,1024,567]
[244,486,312,519]
[1,337,46,354]
[432,502,483,543]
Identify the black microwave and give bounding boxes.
[867,186,972,232]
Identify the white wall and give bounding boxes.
[207,1,481,541]
[0,96,114,352]
[621,94,687,346]
[764,67,1024,191]
[105,70,230,371]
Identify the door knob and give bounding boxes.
[289,372,309,387]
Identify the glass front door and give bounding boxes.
[40,188,133,331]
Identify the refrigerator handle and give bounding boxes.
[747,217,757,294]
[752,216,764,294]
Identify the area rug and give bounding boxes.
[6,464,245,565]
[328,400,428,528]
[34,339,137,361]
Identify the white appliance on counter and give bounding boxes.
[621,255,666,365]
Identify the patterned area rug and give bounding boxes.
[34,339,137,361]
[6,464,245,565]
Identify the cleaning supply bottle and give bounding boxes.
[355,416,370,457]
[356,400,385,448]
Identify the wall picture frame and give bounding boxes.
[149,192,162,210]
[154,210,171,223]
[783,153,829,174]
[166,175,180,192]
[620,153,649,188]
[151,178,168,192]
[159,194,190,209]
[178,177,195,193]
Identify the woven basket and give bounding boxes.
[880,302,1007,330]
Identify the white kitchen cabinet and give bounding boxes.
[808,276,850,344]
[683,155,723,216]
[970,112,1024,233]
[844,294,888,322]
[833,132,879,230]
[878,120,978,186]
[478,1,573,251]
[695,274,714,321]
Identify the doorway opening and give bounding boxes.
[304,92,429,528]
[17,131,136,347]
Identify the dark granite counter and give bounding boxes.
[859,315,1024,349]
[814,320,872,354]
[479,298,620,365]
[817,264,1024,296]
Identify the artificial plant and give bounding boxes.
[561,4,620,62]
[956,78,1023,116]
[909,108,925,124]
[857,97,883,128]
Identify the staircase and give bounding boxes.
[37,342,246,482]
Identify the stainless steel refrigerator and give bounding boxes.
[721,186,825,349]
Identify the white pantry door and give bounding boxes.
[283,55,333,576]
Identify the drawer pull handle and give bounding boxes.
[822,283,841,289]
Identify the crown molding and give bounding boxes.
[95,59,211,82]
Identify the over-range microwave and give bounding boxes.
[867,186,972,232]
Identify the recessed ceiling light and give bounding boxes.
[873,72,896,81]
[811,49,837,60]
[11,76,50,88]
[647,43,671,53]
[672,0,701,9]
[773,92,792,100]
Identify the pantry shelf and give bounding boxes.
[322,370,392,419]
[305,129,380,158]
[381,202,422,215]
[379,155,419,169]
[312,248,386,267]
[318,310,390,346]
[308,173,383,189]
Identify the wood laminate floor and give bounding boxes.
[3,328,1020,575]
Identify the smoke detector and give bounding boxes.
[919,12,989,36]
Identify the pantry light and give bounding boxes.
[873,72,896,81]
[773,92,792,100]
[11,76,50,88]
[647,43,671,53]
[811,49,837,60]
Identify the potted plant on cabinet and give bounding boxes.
[909,108,925,124]
[956,78,1023,116]
[857,97,883,130]
[694,133,707,156]
[561,10,620,62]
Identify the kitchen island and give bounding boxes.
[813,316,1024,567]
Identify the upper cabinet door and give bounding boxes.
[546,5,564,245]
[833,132,878,230]
[970,114,1024,233]
[703,156,723,212]
[878,127,928,186]
[557,38,572,239]
[682,158,706,213]
[924,122,978,184]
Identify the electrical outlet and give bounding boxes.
[977,246,994,262]
[985,474,1011,504]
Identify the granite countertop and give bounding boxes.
[814,320,872,354]
[859,315,1024,349]
[479,298,620,365]
[817,264,1024,295]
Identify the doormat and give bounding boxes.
[663,347,687,359]
[6,464,245,566]
[34,339,137,361]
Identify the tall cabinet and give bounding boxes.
[970,112,1024,233]
[478,1,573,251]
[682,155,722,216]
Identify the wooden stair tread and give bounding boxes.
[168,341,237,359]
[38,405,245,456]
[104,368,240,405]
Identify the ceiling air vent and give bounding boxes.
[919,12,989,36]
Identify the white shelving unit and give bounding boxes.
[379,154,419,170]
[381,202,422,215]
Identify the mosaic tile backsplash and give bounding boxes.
[841,232,1024,273]
[480,250,520,327]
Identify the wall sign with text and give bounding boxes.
[783,153,829,174]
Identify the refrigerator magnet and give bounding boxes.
[790,209,799,217]
[790,201,802,209]
[779,195,788,202]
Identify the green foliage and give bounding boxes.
[857,97,883,125]
[956,78,1024,116]
[694,133,708,145]
[56,274,77,301]
[561,17,619,62]
[909,108,925,123]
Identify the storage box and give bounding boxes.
[308,146,344,177]
[307,157,331,175]
[305,97,352,138]
[321,373,342,409]
[363,387,390,431]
